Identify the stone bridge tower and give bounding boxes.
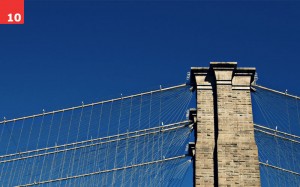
[190,62,261,186]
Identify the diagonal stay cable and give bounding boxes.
[0,120,191,160]
[254,124,300,140]
[254,124,300,144]
[254,84,300,100]
[254,129,300,144]
[0,121,192,164]
[259,162,300,177]
[16,154,187,187]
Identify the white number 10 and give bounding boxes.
[8,13,22,22]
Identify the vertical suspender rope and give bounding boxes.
[9,119,25,186]
[295,97,300,185]
[76,105,94,177]
[0,120,6,182]
[38,112,55,182]
[112,96,123,186]
[120,97,132,187]
[53,110,65,184]
[102,100,114,186]
[28,112,45,183]
[94,103,104,186]
[1,119,16,184]
[67,105,84,187]
[18,117,35,184]
[285,93,297,183]
[56,110,69,185]
[80,105,94,186]
[78,104,94,186]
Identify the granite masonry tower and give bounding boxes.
[190,62,261,186]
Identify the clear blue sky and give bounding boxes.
[1,1,300,186]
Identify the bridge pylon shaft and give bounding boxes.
[191,62,261,187]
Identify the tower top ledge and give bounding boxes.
[191,62,255,71]
[190,62,256,86]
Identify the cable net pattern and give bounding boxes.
[0,84,194,187]
[252,85,300,186]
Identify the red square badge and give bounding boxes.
[0,0,24,24]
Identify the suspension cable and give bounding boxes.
[0,84,187,125]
